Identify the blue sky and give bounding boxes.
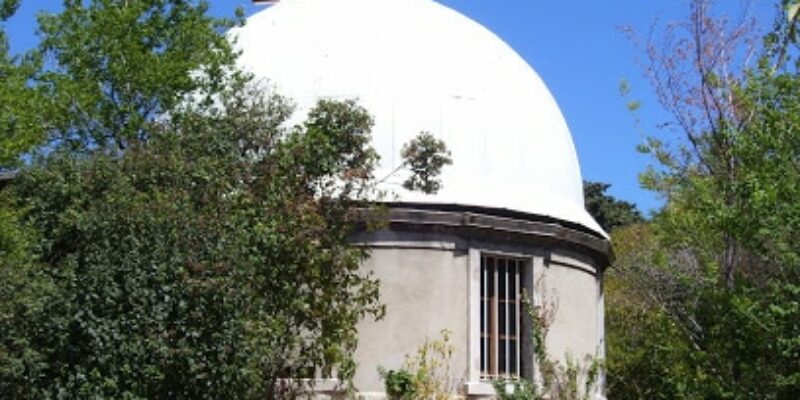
[2,0,777,214]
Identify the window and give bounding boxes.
[480,254,525,379]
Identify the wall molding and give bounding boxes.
[356,204,613,267]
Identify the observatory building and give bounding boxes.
[234,0,611,398]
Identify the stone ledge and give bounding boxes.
[357,204,613,267]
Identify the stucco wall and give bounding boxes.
[539,250,602,365]
[353,243,470,395]
[348,226,606,399]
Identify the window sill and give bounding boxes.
[464,381,496,396]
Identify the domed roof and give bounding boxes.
[232,0,606,237]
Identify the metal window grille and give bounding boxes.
[480,254,523,379]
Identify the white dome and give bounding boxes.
[232,0,606,236]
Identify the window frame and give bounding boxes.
[480,253,524,379]
[467,247,542,393]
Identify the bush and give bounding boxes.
[379,330,459,399]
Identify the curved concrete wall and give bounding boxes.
[538,250,605,395]
[354,241,470,395]
[348,217,607,399]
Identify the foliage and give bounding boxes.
[0,0,20,21]
[492,378,538,400]
[3,0,245,167]
[0,4,57,395]
[380,368,417,400]
[606,224,705,399]
[0,192,56,398]
[400,131,452,194]
[378,330,459,400]
[609,1,800,398]
[583,181,644,232]
[35,0,243,152]
[2,78,393,398]
[0,0,46,168]
[494,293,600,400]
[607,224,799,398]
[1,3,455,397]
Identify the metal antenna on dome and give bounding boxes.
[252,0,279,5]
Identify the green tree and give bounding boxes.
[609,0,800,398]
[1,2,250,393]
[0,4,59,395]
[35,0,243,151]
[0,0,47,168]
[3,84,391,397]
[0,2,453,398]
[400,132,452,194]
[3,0,244,166]
[582,181,643,232]
[0,192,56,398]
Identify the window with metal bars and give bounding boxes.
[480,254,525,379]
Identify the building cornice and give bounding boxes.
[358,203,614,267]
